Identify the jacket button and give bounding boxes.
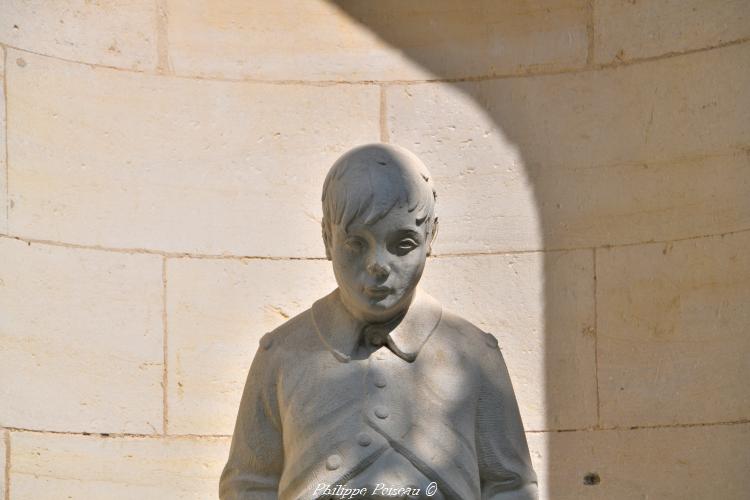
[326,454,342,470]
[373,376,387,388]
[357,432,372,447]
[374,406,389,419]
[483,332,499,349]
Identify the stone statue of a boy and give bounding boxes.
[220,144,537,499]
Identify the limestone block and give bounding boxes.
[531,151,750,251]
[421,250,596,431]
[166,0,587,81]
[594,0,750,64]
[0,0,158,70]
[528,423,750,499]
[0,238,163,434]
[7,50,378,257]
[387,42,750,253]
[597,231,750,427]
[167,258,336,435]
[10,432,230,500]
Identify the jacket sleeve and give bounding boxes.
[219,338,283,500]
[476,334,538,500]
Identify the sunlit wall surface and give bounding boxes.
[0,1,748,498]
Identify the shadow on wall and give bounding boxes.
[327,1,749,498]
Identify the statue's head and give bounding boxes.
[321,143,438,323]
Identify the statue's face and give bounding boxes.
[329,204,431,324]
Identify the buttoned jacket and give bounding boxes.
[220,288,537,500]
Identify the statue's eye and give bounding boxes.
[398,238,418,251]
[344,238,364,253]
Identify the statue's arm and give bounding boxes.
[219,345,283,500]
[476,338,539,500]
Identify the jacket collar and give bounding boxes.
[311,287,442,363]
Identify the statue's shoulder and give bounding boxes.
[438,308,501,352]
[257,305,315,353]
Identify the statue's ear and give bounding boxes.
[322,221,332,260]
[427,217,439,256]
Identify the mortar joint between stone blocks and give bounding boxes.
[3,45,8,235]
[525,418,750,434]
[5,426,232,441]
[585,0,595,67]
[592,247,601,430]
[155,0,173,75]
[379,84,389,143]
[162,256,169,435]
[3,226,750,264]
[3,429,9,500]
[2,36,748,87]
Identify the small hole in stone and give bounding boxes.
[583,472,601,485]
[16,57,27,68]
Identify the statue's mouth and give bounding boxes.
[364,286,391,299]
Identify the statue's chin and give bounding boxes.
[361,296,412,323]
[340,285,412,323]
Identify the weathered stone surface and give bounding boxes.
[387,43,750,253]
[528,423,750,499]
[167,0,587,81]
[7,50,378,257]
[0,238,163,433]
[0,0,158,70]
[594,0,750,64]
[10,432,230,499]
[167,258,335,435]
[421,250,596,431]
[597,231,750,427]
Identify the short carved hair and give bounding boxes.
[321,144,437,258]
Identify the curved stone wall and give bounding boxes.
[1,1,748,498]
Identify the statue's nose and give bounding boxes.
[366,259,389,278]
[366,249,390,278]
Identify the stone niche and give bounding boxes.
[1,1,748,499]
